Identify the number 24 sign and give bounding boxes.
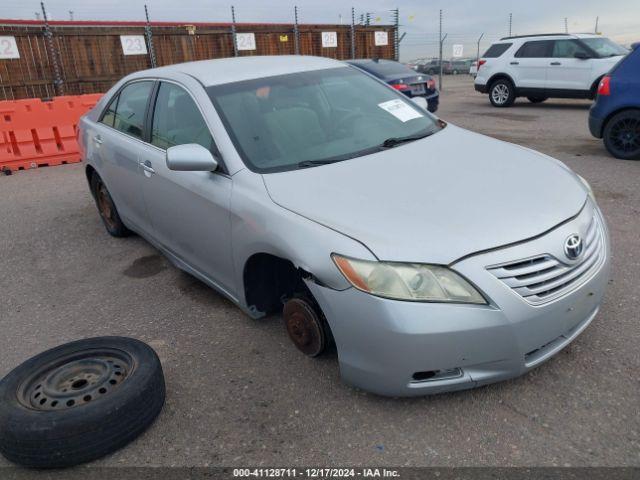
[120,35,148,56]
[0,37,20,60]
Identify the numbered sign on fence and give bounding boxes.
[452,44,464,58]
[0,36,20,59]
[374,31,388,46]
[321,32,338,48]
[236,33,257,51]
[120,35,148,56]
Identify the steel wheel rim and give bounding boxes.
[492,84,509,104]
[17,348,134,411]
[610,117,640,154]
[96,183,117,230]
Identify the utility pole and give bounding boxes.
[293,6,300,55]
[595,16,599,34]
[144,4,157,67]
[230,5,238,57]
[41,1,64,95]
[564,17,568,34]
[508,13,512,37]
[438,9,446,91]
[391,8,399,61]
[350,7,356,58]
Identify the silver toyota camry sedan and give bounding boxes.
[79,56,610,397]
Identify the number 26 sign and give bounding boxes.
[0,37,20,60]
[120,35,148,56]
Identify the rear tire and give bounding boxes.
[527,96,548,103]
[90,173,132,237]
[489,79,515,107]
[603,110,640,160]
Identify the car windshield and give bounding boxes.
[581,37,628,57]
[207,67,440,173]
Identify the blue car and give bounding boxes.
[347,59,439,113]
[589,43,640,160]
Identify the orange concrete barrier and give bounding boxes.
[0,94,103,173]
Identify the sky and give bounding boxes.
[2,0,638,60]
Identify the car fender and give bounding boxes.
[486,72,517,90]
[229,169,377,313]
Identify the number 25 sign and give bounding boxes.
[120,36,148,56]
[0,37,20,60]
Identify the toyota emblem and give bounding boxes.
[564,234,583,260]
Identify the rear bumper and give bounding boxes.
[475,83,488,94]
[426,92,439,113]
[588,111,605,138]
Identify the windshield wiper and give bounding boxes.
[381,130,434,149]
[297,159,344,169]
[295,130,436,170]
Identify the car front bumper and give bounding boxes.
[307,202,610,397]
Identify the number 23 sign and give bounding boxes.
[120,35,148,56]
[0,37,20,60]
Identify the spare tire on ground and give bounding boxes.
[0,336,165,469]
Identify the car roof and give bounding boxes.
[499,33,602,41]
[129,55,346,87]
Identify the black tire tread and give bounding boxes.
[489,78,516,108]
[603,110,640,160]
[0,337,165,469]
[90,173,132,238]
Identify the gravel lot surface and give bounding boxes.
[1,75,638,469]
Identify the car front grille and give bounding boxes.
[487,213,605,305]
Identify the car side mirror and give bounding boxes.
[166,144,218,172]
[574,51,591,60]
[411,96,429,110]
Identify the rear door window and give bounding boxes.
[552,40,591,58]
[111,81,154,140]
[483,43,512,57]
[515,41,553,58]
[100,95,119,128]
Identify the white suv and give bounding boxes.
[474,33,628,107]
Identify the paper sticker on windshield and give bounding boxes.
[378,99,423,122]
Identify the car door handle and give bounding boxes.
[510,61,519,65]
[140,160,155,175]
[550,62,562,66]
[93,136,103,145]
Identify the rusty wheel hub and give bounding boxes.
[96,183,116,230]
[283,298,325,357]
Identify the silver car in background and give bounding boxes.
[79,56,610,396]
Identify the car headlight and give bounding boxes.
[332,254,487,304]
[577,174,596,202]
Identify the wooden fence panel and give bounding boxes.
[0,22,397,100]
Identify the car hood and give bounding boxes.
[262,125,587,265]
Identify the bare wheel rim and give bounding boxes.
[610,117,640,154]
[16,348,134,411]
[96,183,117,229]
[492,84,510,104]
[283,299,325,357]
